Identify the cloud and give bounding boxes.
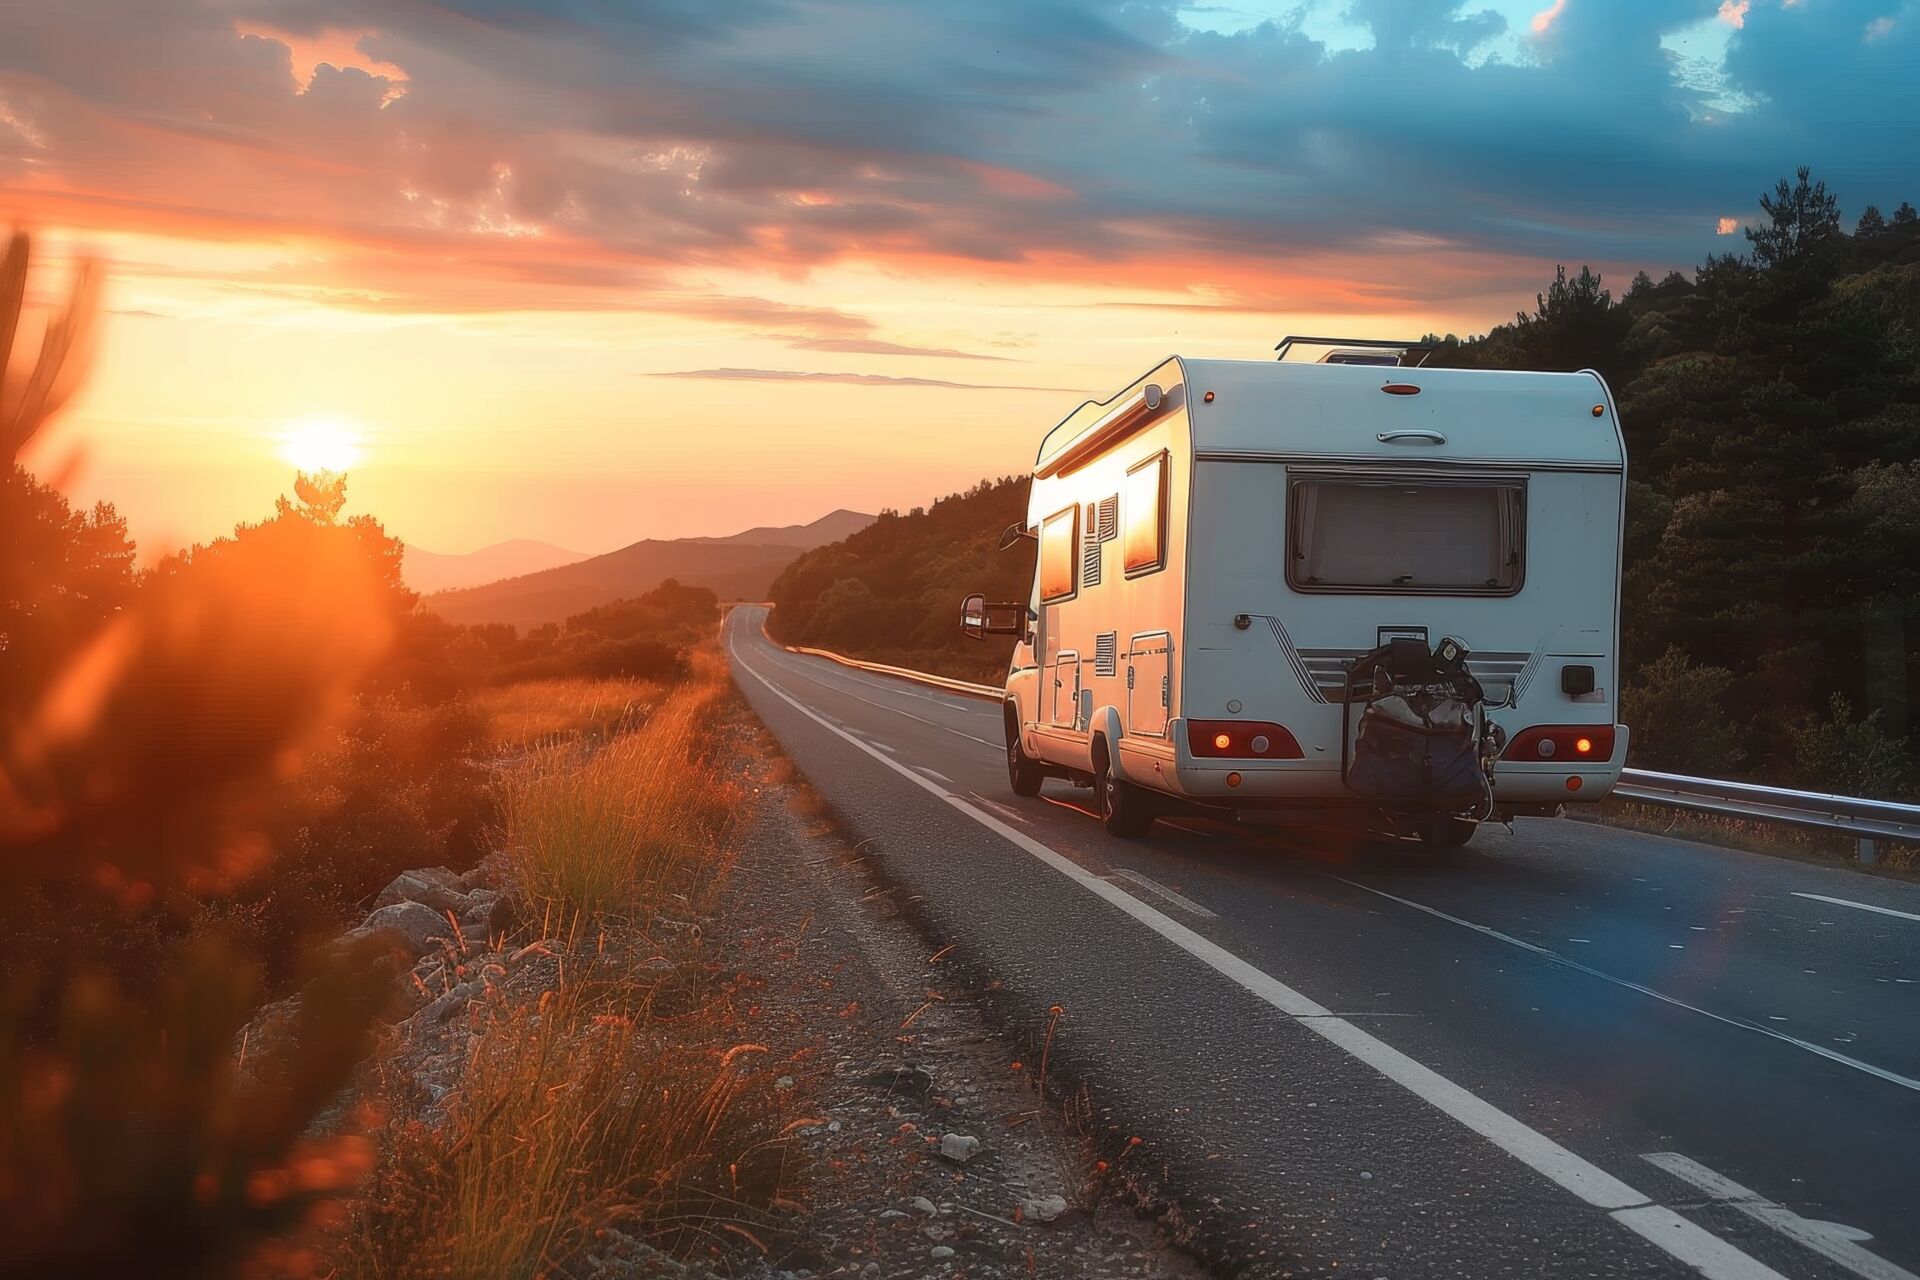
[782,336,1012,361]
[650,367,1076,391]
[2,0,1915,321]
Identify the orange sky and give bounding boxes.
[8,0,1879,555]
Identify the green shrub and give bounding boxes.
[1787,694,1915,799]
[1621,646,1747,776]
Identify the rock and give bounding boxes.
[937,1133,981,1164]
[1021,1194,1069,1223]
[878,1210,908,1222]
[360,901,456,957]
[458,889,506,933]
[411,980,482,1028]
[775,1075,795,1090]
[911,1196,939,1216]
[929,1246,955,1260]
[374,867,471,915]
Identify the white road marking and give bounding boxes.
[1791,892,1920,925]
[914,766,954,784]
[969,794,1033,826]
[758,650,1002,751]
[728,615,1784,1280]
[796,656,998,716]
[1333,877,1920,1094]
[764,644,997,718]
[868,738,898,754]
[1644,1152,1919,1280]
[1107,868,1219,919]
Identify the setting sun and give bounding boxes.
[281,419,362,474]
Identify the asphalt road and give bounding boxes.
[726,606,1920,1280]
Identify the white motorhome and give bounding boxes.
[961,338,1629,844]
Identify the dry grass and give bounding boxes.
[475,676,665,749]
[343,655,793,1277]
[1590,800,1918,873]
[497,662,738,922]
[346,955,790,1279]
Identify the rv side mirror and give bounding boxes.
[998,522,1037,551]
[960,592,1024,640]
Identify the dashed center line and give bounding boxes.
[1106,867,1219,919]
[1791,892,1920,925]
[1645,1153,1918,1280]
[1332,876,1920,1094]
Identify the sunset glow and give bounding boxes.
[281,420,363,476]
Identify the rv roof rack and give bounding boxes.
[1274,335,1436,367]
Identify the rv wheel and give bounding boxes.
[1006,707,1044,797]
[1094,744,1155,838]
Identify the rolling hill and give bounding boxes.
[401,538,589,594]
[425,510,874,631]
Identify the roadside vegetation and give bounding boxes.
[343,654,794,1279]
[767,172,1920,803]
[1,228,772,1274]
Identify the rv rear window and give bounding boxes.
[1040,504,1079,602]
[1288,478,1524,595]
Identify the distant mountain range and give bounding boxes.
[401,538,590,595]
[421,509,874,631]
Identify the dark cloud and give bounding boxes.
[650,368,1076,391]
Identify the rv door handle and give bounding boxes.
[1377,430,1446,445]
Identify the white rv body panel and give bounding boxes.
[1006,355,1628,817]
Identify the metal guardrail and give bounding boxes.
[1614,769,1920,865]
[784,644,1004,701]
[770,629,1920,866]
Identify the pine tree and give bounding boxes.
[1895,200,1919,226]
[1746,166,1842,270]
[1855,204,1887,237]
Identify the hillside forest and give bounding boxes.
[768,171,1920,800]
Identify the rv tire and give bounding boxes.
[1093,741,1155,838]
[1005,706,1045,797]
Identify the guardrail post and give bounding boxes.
[1857,837,1878,866]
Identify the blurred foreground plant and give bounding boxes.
[0,936,393,1278]
[1,229,405,1275]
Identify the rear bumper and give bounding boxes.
[1125,723,1629,806]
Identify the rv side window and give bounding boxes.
[1040,504,1079,602]
[1288,478,1524,595]
[1123,451,1168,576]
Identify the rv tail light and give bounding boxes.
[1188,720,1303,759]
[1381,382,1421,396]
[1503,726,1616,763]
